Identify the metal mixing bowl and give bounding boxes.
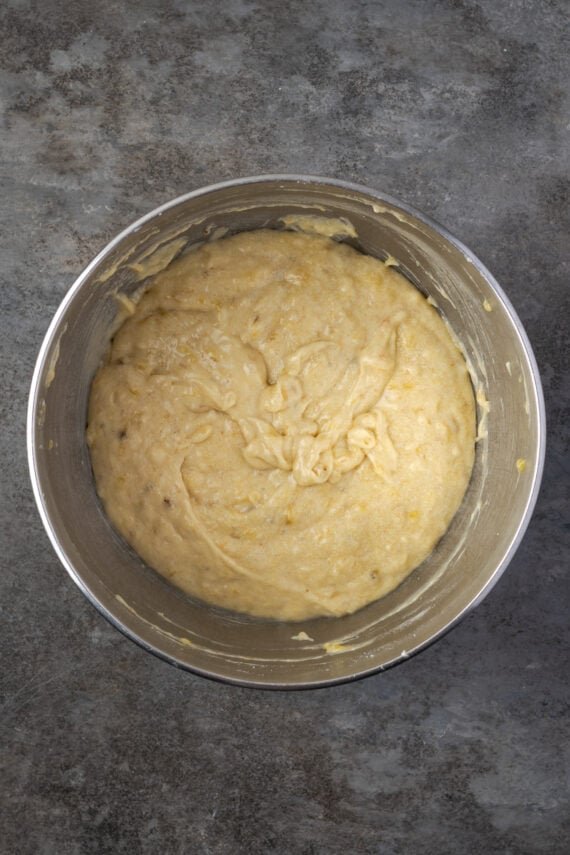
[28,176,545,688]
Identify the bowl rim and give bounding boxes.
[27,174,547,689]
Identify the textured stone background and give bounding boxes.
[1,0,568,852]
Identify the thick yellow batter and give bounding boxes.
[87,230,475,620]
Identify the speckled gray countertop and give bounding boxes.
[1,1,568,852]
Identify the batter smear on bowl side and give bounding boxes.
[87,229,475,620]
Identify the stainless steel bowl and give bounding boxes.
[28,176,546,688]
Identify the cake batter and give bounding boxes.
[87,229,475,620]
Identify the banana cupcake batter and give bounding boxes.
[87,229,475,620]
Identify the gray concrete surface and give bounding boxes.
[1,0,568,852]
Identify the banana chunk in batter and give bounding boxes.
[87,230,475,620]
